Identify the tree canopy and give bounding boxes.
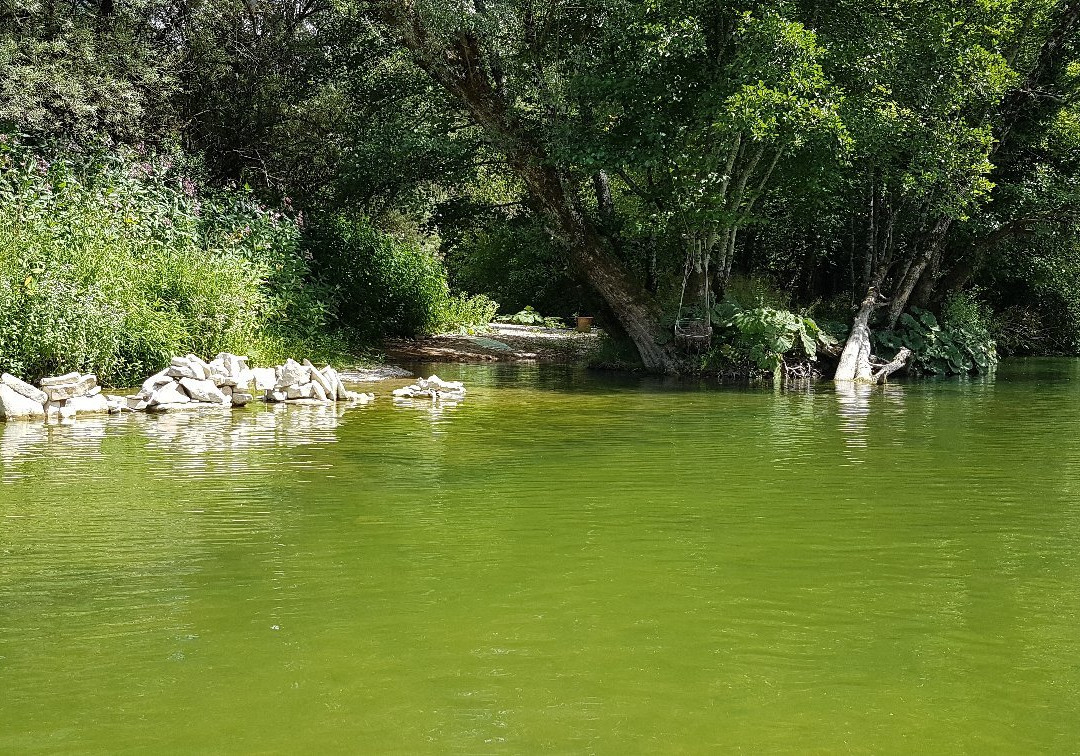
[3,0,1079,372]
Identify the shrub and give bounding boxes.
[436,293,499,331]
[495,306,564,328]
[305,213,456,341]
[0,136,323,384]
[875,301,997,375]
[444,220,582,316]
[708,302,837,374]
[722,273,793,310]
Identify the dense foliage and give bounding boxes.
[2,0,1078,377]
[0,136,491,384]
[305,212,498,342]
[877,307,999,376]
[710,304,837,375]
[0,137,322,384]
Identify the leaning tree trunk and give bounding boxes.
[377,3,682,373]
[884,217,952,328]
[834,289,878,382]
[873,347,912,383]
[573,225,681,371]
[835,288,912,383]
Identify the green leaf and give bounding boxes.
[918,310,941,331]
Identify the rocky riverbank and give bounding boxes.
[0,353,378,422]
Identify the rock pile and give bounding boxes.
[130,353,258,413]
[1,371,127,420]
[265,358,374,405]
[1,353,380,422]
[392,375,467,402]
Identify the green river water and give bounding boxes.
[1,359,1079,753]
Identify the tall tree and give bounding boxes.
[364,0,686,370]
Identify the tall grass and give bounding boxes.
[0,137,325,384]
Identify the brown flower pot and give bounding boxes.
[576,316,594,333]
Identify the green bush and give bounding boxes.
[437,293,499,332]
[0,136,324,384]
[306,213,494,340]
[445,220,582,316]
[722,273,793,310]
[875,300,998,375]
[495,305,564,328]
[707,302,837,374]
[989,239,1080,355]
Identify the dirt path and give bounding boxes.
[385,323,603,364]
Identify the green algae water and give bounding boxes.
[2,359,1079,753]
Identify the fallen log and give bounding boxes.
[871,347,912,383]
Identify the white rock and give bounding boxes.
[328,369,349,401]
[170,356,191,368]
[319,366,338,398]
[219,353,248,378]
[147,402,195,413]
[186,354,212,380]
[235,367,254,390]
[0,384,46,419]
[393,375,466,402]
[141,369,173,396]
[87,386,102,397]
[178,377,227,404]
[305,360,332,394]
[75,373,99,394]
[1,373,48,405]
[149,382,191,406]
[266,389,287,403]
[252,368,276,391]
[422,375,465,392]
[43,374,98,402]
[167,365,197,379]
[311,381,328,401]
[277,358,309,387]
[66,393,110,415]
[286,383,316,400]
[126,396,150,411]
[39,372,79,387]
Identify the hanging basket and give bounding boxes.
[675,318,713,349]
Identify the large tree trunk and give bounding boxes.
[834,289,878,382]
[834,289,912,383]
[376,3,681,372]
[884,217,951,328]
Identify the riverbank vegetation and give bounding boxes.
[2,0,1078,380]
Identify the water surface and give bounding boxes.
[2,360,1079,752]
